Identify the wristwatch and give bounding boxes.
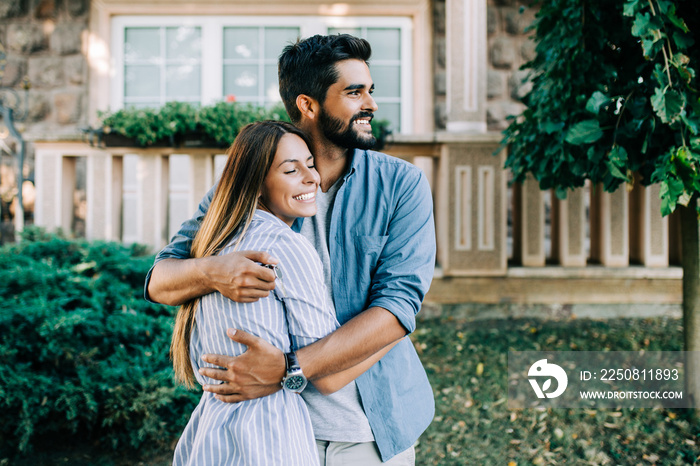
[282,352,307,394]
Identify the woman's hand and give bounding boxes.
[199,329,286,403]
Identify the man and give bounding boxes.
[147,34,435,464]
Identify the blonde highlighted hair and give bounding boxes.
[170,120,311,388]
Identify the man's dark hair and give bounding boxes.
[278,34,372,122]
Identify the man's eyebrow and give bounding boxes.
[344,83,375,91]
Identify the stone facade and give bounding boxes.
[433,0,536,131]
[0,0,88,238]
[1,0,89,140]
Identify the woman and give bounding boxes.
[170,121,394,465]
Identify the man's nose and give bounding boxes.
[363,93,378,113]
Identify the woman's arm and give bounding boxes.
[310,338,402,395]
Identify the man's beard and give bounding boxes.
[318,107,376,150]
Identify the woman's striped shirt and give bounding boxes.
[173,209,340,466]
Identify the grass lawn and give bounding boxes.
[8,316,699,465]
[414,316,700,465]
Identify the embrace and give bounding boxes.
[146,34,436,466]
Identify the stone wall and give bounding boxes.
[433,0,536,131]
[0,0,88,241]
[1,0,89,140]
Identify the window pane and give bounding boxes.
[374,102,400,132]
[264,27,299,59]
[125,65,160,97]
[264,64,281,102]
[224,27,259,59]
[367,28,401,60]
[166,64,201,99]
[166,26,201,59]
[328,27,361,36]
[124,28,159,60]
[224,64,259,97]
[370,65,400,98]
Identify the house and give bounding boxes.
[0,0,682,314]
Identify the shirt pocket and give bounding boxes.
[354,235,389,276]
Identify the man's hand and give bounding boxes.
[200,251,278,303]
[148,250,278,306]
[199,329,286,403]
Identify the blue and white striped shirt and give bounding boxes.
[173,210,339,466]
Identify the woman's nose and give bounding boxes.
[304,167,320,185]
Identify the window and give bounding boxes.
[122,26,202,108]
[111,16,412,133]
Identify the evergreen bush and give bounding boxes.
[0,228,199,459]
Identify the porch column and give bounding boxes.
[590,184,629,266]
[189,153,215,214]
[34,150,75,233]
[436,135,507,275]
[552,186,587,266]
[512,174,546,266]
[445,0,487,132]
[137,154,169,251]
[86,152,123,242]
[629,181,669,267]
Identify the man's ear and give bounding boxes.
[296,94,318,120]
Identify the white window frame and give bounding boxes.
[111,15,413,133]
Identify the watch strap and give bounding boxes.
[284,351,300,371]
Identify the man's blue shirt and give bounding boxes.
[145,148,436,461]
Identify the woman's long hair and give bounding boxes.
[171,120,311,388]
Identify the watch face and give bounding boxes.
[284,375,306,391]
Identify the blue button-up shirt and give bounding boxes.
[145,148,436,461]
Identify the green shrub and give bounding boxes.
[0,228,199,459]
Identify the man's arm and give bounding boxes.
[145,184,278,306]
[199,308,404,401]
[148,253,278,306]
[200,167,435,402]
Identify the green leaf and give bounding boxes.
[610,144,629,164]
[664,3,689,33]
[659,180,676,216]
[605,159,628,180]
[565,120,603,145]
[672,31,695,50]
[671,53,690,68]
[623,0,641,17]
[650,88,684,124]
[605,146,629,181]
[585,91,609,115]
[631,12,651,38]
[540,120,565,134]
[681,113,700,135]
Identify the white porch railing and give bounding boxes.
[33,135,681,305]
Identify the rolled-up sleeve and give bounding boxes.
[367,169,436,334]
[143,185,216,301]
